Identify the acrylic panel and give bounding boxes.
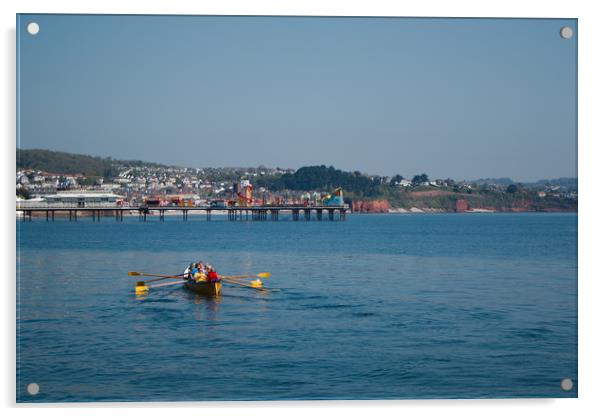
[16,14,577,402]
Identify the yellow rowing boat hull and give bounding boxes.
[184,280,222,296]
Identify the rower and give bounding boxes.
[187,263,199,281]
[206,265,219,282]
[194,261,207,282]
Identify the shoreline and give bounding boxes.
[384,208,577,214]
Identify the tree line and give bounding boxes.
[253,165,428,198]
[17,149,118,178]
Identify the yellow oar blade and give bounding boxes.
[256,272,270,278]
[135,281,149,295]
[128,271,142,276]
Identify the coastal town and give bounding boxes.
[16,164,349,212]
[16,149,578,214]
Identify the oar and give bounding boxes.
[129,272,184,288]
[221,272,271,280]
[129,271,185,279]
[144,276,184,284]
[129,271,270,280]
[135,279,186,295]
[148,280,187,289]
[221,277,275,292]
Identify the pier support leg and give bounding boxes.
[52,211,55,221]
[46,210,49,221]
[328,210,334,221]
[304,209,311,221]
[340,210,346,221]
[207,210,211,221]
[317,209,322,221]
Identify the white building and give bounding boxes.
[396,179,412,187]
[39,192,124,207]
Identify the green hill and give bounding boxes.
[17,149,118,178]
[254,165,386,198]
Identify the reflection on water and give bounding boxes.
[193,293,221,321]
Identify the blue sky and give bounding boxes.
[17,15,577,181]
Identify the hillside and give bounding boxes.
[254,165,385,198]
[470,177,578,191]
[17,149,119,178]
[387,187,577,212]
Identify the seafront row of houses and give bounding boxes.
[16,165,345,209]
[16,165,288,200]
[16,165,284,207]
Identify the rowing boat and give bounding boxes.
[131,268,269,296]
[184,279,222,296]
[183,265,222,296]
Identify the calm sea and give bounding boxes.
[16,213,577,402]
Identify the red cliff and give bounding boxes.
[455,199,469,213]
[352,199,390,213]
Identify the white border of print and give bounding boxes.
[2,1,600,416]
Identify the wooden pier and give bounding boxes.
[16,205,349,222]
